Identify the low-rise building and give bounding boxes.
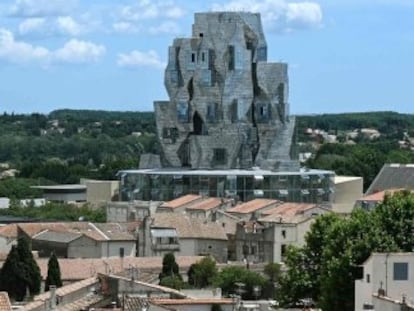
[0,222,137,258]
[106,200,160,222]
[257,203,330,262]
[138,213,228,262]
[226,199,282,220]
[355,252,414,311]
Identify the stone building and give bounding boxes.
[118,12,334,203]
[155,12,296,171]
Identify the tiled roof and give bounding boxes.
[261,202,318,217]
[0,224,18,238]
[160,194,202,209]
[152,213,228,240]
[186,197,227,211]
[0,292,12,311]
[359,189,407,202]
[0,222,135,241]
[366,163,414,195]
[226,199,281,214]
[259,203,328,224]
[15,256,205,281]
[33,230,82,243]
[23,277,100,311]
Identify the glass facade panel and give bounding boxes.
[118,170,335,203]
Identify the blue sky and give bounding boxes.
[0,0,413,115]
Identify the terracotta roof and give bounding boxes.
[152,213,228,240]
[0,292,12,311]
[160,194,202,209]
[186,197,227,211]
[261,202,318,216]
[359,189,407,202]
[259,203,329,224]
[0,224,18,238]
[13,256,205,281]
[226,199,281,214]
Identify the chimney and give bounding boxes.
[49,285,57,310]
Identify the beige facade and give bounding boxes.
[332,175,363,214]
[81,179,119,205]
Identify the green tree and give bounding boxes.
[0,237,41,301]
[159,275,185,290]
[187,256,217,288]
[263,262,281,298]
[0,246,26,301]
[16,236,42,297]
[45,252,62,291]
[213,266,266,300]
[159,253,181,283]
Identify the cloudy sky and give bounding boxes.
[0,0,413,114]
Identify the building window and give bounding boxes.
[213,148,227,165]
[393,262,409,280]
[207,103,218,122]
[231,99,238,123]
[201,52,205,62]
[191,53,196,63]
[177,102,189,122]
[282,230,286,238]
[281,244,287,257]
[228,45,234,70]
[366,274,370,283]
[162,127,178,142]
[251,245,256,255]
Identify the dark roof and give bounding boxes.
[33,230,82,243]
[366,164,414,195]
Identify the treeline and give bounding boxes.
[0,110,158,184]
[296,111,414,138]
[308,141,414,190]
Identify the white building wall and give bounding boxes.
[0,236,16,253]
[101,240,136,258]
[67,236,101,258]
[355,253,414,311]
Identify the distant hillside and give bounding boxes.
[296,111,414,138]
[49,109,154,122]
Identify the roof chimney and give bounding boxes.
[49,285,57,310]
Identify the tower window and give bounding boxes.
[207,103,218,122]
[213,148,227,165]
[228,45,234,70]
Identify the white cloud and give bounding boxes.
[0,28,50,64]
[18,17,46,35]
[112,22,140,34]
[18,16,90,37]
[9,0,78,17]
[56,16,82,36]
[117,50,165,69]
[212,0,323,33]
[119,0,185,21]
[149,21,180,35]
[54,39,106,64]
[0,28,105,66]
